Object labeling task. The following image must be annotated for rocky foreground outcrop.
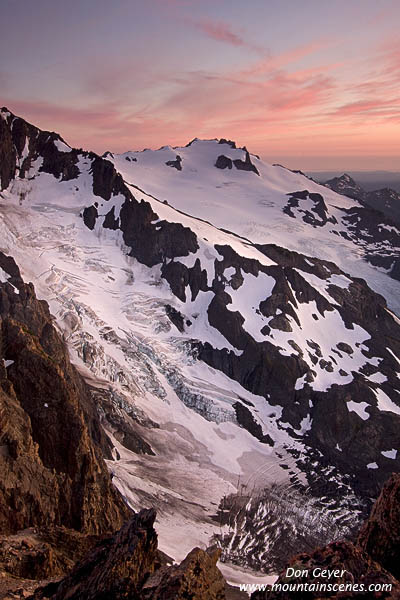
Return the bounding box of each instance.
[23,474,400,600]
[30,509,226,600]
[251,474,400,599]
[358,473,400,581]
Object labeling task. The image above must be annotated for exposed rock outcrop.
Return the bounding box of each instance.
[32,509,158,600]
[215,150,259,174]
[284,190,337,226]
[165,155,183,170]
[142,547,226,600]
[358,473,400,580]
[31,511,227,600]
[215,155,233,170]
[233,150,259,175]
[0,527,100,581]
[0,107,80,190]
[252,541,399,599]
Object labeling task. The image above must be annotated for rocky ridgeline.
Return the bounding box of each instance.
[30,509,227,600]
[0,252,130,536]
[324,173,400,228]
[0,108,81,190]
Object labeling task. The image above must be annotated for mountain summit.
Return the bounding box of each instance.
[0,108,399,576]
[324,172,400,227]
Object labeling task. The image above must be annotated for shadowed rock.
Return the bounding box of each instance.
[165,155,183,171]
[233,151,259,175]
[215,155,233,169]
[31,515,228,600]
[0,252,131,537]
[32,509,158,600]
[142,547,226,600]
[358,473,400,580]
[252,541,400,599]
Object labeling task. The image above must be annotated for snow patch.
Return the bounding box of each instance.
[381,449,397,459]
[372,387,400,416]
[347,400,370,421]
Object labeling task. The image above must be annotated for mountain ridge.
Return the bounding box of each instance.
[0,107,399,576]
[323,173,400,227]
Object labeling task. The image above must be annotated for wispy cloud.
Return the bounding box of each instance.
[331,38,400,124]
[242,39,336,76]
[4,25,399,167]
[332,97,400,118]
[189,18,246,47]
[186,17,267,55]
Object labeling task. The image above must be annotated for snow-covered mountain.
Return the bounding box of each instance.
[323,173,367,202]
[108,140,400,314]
[1,108,399,575]
[324,173,400,229]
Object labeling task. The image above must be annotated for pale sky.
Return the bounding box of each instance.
[1,0,399,169]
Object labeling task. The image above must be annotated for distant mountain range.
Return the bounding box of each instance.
[317,173,400,227]
[308,170,400,193]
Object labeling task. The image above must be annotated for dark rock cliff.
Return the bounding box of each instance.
[358,473,400,580]
[0,251,131,536]
[0,107,81,190]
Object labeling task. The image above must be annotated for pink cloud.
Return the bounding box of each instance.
[2,99,121,128]
[185,17,267,55]
[5,29,399,166]
[189,18,246,46]
[332,98,400,117]
[242,38,335,77]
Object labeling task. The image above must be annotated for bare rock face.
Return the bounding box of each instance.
[0,532,65,581]
[0,527,100,582]
[358,474,400,580]
[31,513,227,600]
[32,509,158,600]
[165,154,183,171]
[0,107,80,191]
[0,251,131,537]
[142,547,226,600]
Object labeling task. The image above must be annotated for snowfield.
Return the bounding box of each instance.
[0,181,297,566]
[111,139,400,315]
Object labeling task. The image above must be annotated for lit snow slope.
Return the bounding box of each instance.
[1,110,400,570]
[111,139,400,316]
